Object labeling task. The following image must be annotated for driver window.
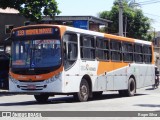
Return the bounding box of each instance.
[63,33,78,70]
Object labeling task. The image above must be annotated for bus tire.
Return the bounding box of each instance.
[34,94,49,103]
[74,79,89,102]
[125,77,136,97]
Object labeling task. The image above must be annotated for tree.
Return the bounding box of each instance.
[99,0,153,41]
[0,0,61,22]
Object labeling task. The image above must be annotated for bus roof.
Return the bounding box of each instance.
[12,24,152,45]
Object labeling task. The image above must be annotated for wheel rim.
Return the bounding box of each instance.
[80,84,88,100]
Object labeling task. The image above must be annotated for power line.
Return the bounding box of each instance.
[138,0,160,4]
[144,13,160,18]
[139,0,160,5]
[137,0,160,4]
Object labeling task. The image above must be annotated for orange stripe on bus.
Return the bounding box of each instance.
[97,61,129,75]
[60,26,66,38]
[104,34,134,43]
[9,66,63,81]
[151,43,155,64]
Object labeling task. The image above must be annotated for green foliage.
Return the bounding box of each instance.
[99,0,153,41]
[0,0,61,22]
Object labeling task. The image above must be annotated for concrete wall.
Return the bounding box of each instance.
[0,13,26,45]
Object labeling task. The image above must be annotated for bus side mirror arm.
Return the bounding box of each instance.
[5,37,11,41]
[63,42,68,60]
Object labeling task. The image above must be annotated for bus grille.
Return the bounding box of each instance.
[17,85,46,90]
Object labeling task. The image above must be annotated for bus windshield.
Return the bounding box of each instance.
[11,39,61,69]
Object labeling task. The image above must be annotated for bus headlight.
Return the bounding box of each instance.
[45,73,61,84]
[45,77,56,84]
[9,76,18,84]
[55,73,60,78]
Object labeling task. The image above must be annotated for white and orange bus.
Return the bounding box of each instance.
[9,24,155,102]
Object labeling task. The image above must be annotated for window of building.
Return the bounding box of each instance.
[96,38,109,61]
[80,35,95,60]
[110,40,122,61]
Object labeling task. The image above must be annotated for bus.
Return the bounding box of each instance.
[9,24,155,102]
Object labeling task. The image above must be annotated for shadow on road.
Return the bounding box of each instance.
[145,87,159,90]
[0,93,147,106]
[0,100,37,106]
[134,104,160,108]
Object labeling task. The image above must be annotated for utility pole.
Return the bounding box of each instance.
[119,0,123,36]
[124,17,127,37]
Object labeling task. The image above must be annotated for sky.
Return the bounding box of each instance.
[56,0,160,31]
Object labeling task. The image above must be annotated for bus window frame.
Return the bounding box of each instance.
[122,41,134,63]
[110,39,122,62]
[143,44,152,64]
[134,43,143,63]
[80,34,96,61]
[96,37,110,61]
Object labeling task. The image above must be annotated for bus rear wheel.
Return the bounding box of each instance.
[34,94,49,103]
[74,79,89,102]
[127,77,136,96]
[119,77,136,97]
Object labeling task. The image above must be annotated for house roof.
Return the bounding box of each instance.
[0,7,19,14]
[42,15,112,25]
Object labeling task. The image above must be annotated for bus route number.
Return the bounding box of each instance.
[17,30,25,36]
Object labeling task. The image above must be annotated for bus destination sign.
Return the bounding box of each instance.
[16,28,53,36]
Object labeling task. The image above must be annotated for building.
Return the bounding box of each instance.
[0,8,27,46]
[153,32,160,69]
[42,16,112,32]
[0,8,112,46]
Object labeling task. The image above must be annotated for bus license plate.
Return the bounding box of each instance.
[27,85,36,89]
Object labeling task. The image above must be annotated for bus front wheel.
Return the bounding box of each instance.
[34,94,49,103]
[74,79,89,102]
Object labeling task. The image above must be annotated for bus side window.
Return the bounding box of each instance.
[134,44,143,63]
[110,40,122,61]
[80,35,95,60]
[143,45,152,63]
[122,42,133,62]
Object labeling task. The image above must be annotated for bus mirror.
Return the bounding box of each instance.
[5,25,14,34]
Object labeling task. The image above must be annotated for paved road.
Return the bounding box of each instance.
[0,86,160,120]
